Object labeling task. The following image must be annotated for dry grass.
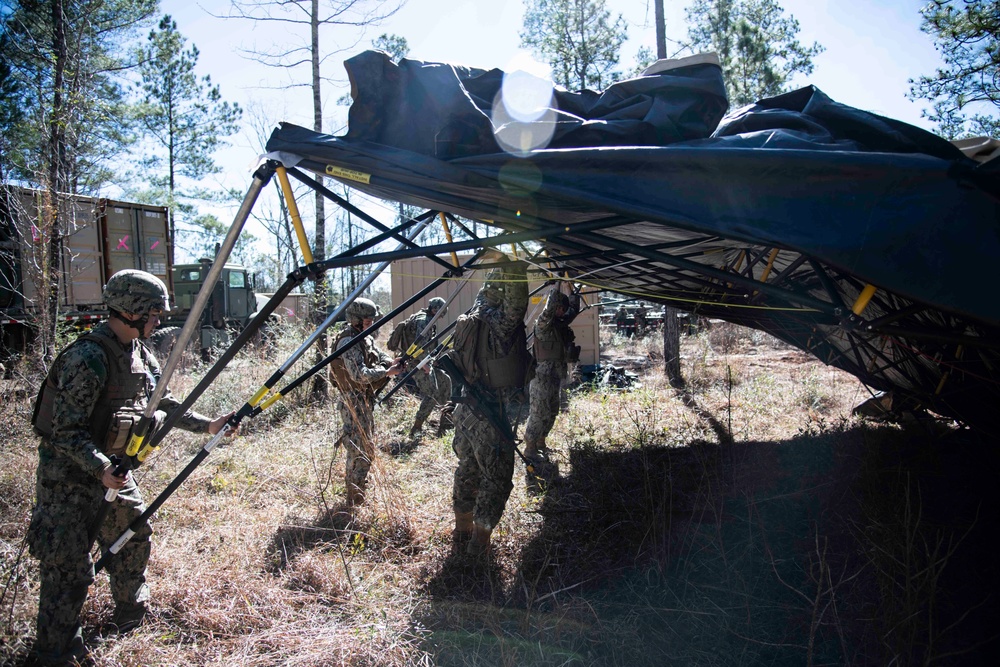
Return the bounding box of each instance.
[2,321,998,665]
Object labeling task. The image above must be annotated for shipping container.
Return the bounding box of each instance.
[1,186,172,357]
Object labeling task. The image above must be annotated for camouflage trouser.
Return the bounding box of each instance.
[412,365,452,425]
[27,475,151,657]
[451,396,516,530]
[338,391,375,493]
[524,361,564,446]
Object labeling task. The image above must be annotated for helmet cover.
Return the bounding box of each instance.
[103,269,170,314]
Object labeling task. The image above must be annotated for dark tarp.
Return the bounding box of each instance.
[266,50,1000,431]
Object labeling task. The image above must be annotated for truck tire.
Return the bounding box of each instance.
[149,326,190,363]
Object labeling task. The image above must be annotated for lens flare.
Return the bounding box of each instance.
[492,54,557,156]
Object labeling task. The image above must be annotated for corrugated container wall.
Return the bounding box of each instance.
[100,199,172,294]
[15,189,104,311]
[390,255,599,365]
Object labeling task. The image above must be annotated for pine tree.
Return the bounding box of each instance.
[685,0,823,106]
[908,0,999,138]
[1,0,156,359]
[520,0,628,90]
[134,15,242,263]
[225,0,404,397]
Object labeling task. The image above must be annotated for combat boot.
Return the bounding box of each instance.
[450,511,473,554]
[523,440,541,460]
[110,601,148,634]
[466,522,492,556]
[33,635,93,667]
[408,416,426,439]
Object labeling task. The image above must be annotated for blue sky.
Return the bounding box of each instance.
[170,0,945,168]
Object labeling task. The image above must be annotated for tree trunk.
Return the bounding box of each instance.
[655,0,667,59]
[43,0,69,361]
[663,306,682,386]
[310,0,329,397]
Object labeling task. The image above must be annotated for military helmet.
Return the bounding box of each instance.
[551,291,570,311]
[346,297,379,323]
[428,297,446,313]
[103,269,170,314]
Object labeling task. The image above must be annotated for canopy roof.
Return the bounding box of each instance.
[265,50,1000,431]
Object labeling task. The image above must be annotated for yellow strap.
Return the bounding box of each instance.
[276,166,314,264]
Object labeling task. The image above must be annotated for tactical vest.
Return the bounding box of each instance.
[328,326,386,393]
[464,315,529,389]
[533,323,569,363]
[32,328,149,458]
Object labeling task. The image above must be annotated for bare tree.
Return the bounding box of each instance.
[222,0,404,395]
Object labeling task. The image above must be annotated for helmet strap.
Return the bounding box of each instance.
[111,309,151,339]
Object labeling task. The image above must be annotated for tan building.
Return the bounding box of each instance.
[390,254,599,365]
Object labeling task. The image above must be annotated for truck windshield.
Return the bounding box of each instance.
[177,269,201,282]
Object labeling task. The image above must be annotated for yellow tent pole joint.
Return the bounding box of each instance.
[125,434,144,458]
[136,444,158,462]
[259,392,283,411]
[439,213,460,267]
[733,250,746,273]
[852,284,878,316]
[759,248,780,283]
[935,372,950,395]
[249,385,271,407]
[276,166,314,265]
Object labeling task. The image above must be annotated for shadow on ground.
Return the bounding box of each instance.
[418,422,1000,666]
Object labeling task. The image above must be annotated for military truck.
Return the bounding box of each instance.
[149,259,271,361]
[1,186,171,360]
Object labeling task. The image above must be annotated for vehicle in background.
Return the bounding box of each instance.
[149,259,274,361]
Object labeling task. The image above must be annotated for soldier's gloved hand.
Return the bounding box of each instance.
[209,411,238,436]
[101,463,130,491]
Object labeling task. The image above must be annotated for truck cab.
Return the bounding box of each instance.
[156,260,260,358]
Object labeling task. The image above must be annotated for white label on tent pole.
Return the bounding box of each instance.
[325,165,371,184]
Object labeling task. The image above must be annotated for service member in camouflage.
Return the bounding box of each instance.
[388,297,453,438]
[329,298,402,506]
[450,253,529,555]
[615,304,629,335]
[27,269,233,667]
[523,284,581,460]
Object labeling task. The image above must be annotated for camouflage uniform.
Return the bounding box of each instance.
[27,322,214,663]
[333,322,394,499]
[615,305,629,334]
[634,304,648,336]
[524,288,580,449]
[394,309,452,430]
[451,261,528,531]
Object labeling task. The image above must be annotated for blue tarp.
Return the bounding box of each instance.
[266,50,1000,429]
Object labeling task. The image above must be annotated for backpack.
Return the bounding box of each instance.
[448,313,531,389]
[386,320,408,354]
